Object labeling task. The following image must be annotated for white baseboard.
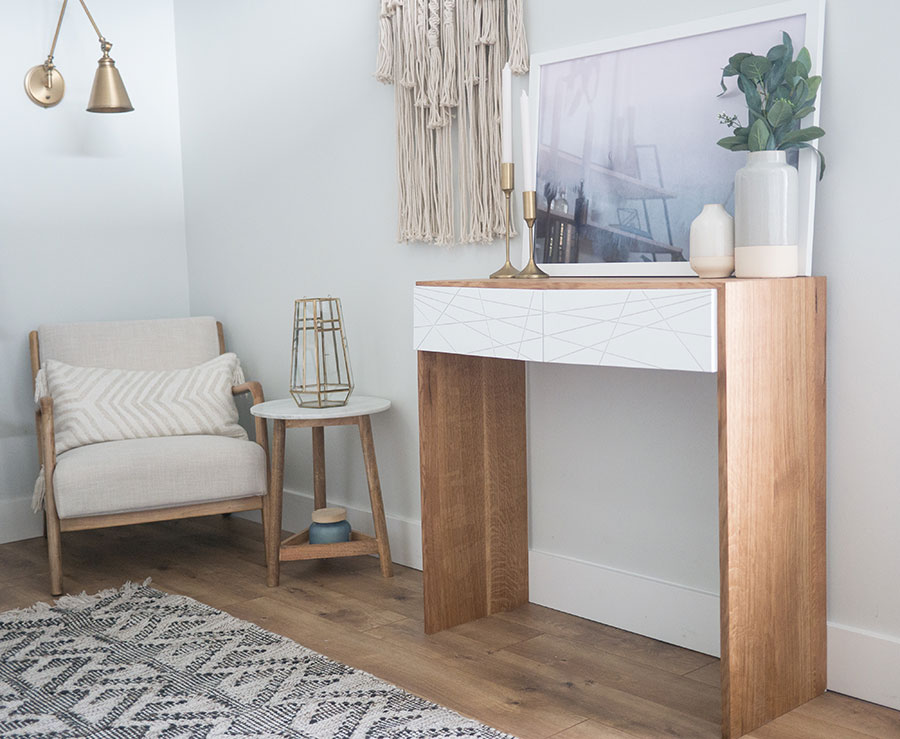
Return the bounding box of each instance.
[827,622,900,710]
[236,487,424,570]
[529,548,721,657]
[0,495,43,545]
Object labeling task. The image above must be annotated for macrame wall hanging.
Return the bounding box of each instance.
[376,0,528,244]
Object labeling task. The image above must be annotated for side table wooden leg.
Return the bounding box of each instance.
[312,426,326,510]
[358,415,393,577]
[266,419,286,587]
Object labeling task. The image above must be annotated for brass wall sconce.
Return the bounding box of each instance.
[25,0,134,113]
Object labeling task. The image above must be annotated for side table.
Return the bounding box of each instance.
[250,396,394,586]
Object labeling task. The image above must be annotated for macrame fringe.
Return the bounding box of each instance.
[378,0,527,244]
[0,578,154,620]
[506,0,528,74]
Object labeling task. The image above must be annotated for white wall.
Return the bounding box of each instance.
[0,1,191,543]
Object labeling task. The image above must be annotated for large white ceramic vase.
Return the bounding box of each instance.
[734,151,799,278]
[689,204,734,278]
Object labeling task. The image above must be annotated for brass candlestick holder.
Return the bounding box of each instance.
[490,162,518,279]
[516,190,549,278]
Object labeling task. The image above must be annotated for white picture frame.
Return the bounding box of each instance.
[522,0,825,277]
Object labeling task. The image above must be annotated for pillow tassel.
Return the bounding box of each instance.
[232,360,246,386]
[34,368,48,404]
[32,467,45,513]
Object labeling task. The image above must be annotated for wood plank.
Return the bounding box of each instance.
[417,277,739,290]
[483,354,528,615]
[718,278,827,738]
[418,351,527,634]
[506,633,721,722]
[790,692,900,739]
[312,426,326,509]
[357,415,394,577]
[280,532,379,561]
[59,496,264,532]
[496,603,717,677]
[549,719,642,738]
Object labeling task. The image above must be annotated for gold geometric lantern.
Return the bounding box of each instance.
[290,298,353,408]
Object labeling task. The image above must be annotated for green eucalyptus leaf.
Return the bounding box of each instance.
[732,143,749,151]
[766,44,786,63]
[729,52,752,70]
[740,55,771,81]
[775,83,792,100]
[795,142,826,180]
[717,136,748,148]
[779,126,825,146]
[767,99,793,128]
[785,60,804,83]
[797,47,812,75]
[748,118,769,151]
[767,61,786,93]
[733,127,750,137]
[793,105,815,120]
[782,32,794,63]
[766,133,776,149]
[806,76,822,101]
[741,75,763,113]
[791,79,809,107]
[722,64,739,76]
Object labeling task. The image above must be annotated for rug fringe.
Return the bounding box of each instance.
[0,578,153,620]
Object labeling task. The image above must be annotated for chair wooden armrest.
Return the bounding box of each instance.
[232,381,269,483]
[36,396,57,480]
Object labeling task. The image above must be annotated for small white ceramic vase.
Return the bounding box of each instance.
[689,204,734,278]
[734,151,799,278]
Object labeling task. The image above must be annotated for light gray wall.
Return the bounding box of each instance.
[0,1,191,541]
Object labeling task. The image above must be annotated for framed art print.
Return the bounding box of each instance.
[523,0,825,276]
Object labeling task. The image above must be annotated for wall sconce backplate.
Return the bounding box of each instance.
[25,65,65,108]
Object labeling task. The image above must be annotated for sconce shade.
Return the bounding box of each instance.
[87,56,133,113]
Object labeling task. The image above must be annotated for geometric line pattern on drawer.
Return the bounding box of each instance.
[414,286,717,372]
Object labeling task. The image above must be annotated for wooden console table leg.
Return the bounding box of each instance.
[312,426,326,510]
[418,351,528,634]
[266,419,285,587]
[358,415,393,578]
[718,278,826,738]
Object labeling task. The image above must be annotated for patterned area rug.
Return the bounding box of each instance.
[0,582,514,738]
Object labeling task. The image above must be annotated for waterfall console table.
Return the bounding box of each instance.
[414,277,825,739]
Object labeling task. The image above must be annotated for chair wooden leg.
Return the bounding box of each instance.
[357,415,393,578]
[265,419,286,587]
[312,426,326,510]
[46,510,63,596]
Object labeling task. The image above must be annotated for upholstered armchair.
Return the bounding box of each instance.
[30,317,275,595]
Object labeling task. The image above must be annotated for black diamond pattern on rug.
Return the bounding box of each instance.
[0,583,515,738]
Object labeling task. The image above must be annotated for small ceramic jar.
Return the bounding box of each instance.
[309,507,352,544]
[689,203,735,278]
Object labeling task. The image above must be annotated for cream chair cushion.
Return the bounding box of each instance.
[53,436,267,519]
[38,317,221,370]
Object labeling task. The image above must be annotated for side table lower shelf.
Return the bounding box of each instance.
[280,530,380,562]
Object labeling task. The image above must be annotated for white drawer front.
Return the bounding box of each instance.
[414,286,717,372]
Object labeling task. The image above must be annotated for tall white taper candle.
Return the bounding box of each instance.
[519,90,534,189]
[501,62,512,163]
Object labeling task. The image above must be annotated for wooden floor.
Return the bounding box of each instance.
[1,516,897,739]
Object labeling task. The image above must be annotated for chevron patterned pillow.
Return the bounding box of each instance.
[41,353,249,456]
